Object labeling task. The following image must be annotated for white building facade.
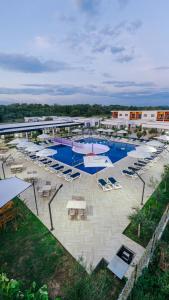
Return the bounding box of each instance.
[101,110,169,131]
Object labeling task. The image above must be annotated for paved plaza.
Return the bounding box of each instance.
[1,143,168,276]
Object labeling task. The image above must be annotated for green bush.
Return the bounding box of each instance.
[0,273,49,300]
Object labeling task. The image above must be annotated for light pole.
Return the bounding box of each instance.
[32,180,39,216]
[1,154,11,179]
[134,171,145,206]
[48,184,63,231]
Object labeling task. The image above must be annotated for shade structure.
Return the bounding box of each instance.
[72,143,110,155]
[37,133,51,140]
[127,150,151,159]
[118,130,128,134]
[156,135,169,142]
[36,148,57,157]
[16,141,34,149]
[136,145,157,153]
[0,177,31,208]
[25,144,44,152]
[146,140,164,147]
[84,155,113,167]
[8,138,28,145]
[104,129,114,133]
[72,128,82,133]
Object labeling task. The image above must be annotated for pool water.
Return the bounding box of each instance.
[49,137,136,175]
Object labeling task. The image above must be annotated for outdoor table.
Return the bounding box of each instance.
[38,185,52,197]
[10,164,23,173]
[66,200,86,210]
[25,173,38,182]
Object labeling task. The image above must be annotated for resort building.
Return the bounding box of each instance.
[101,110,169,132]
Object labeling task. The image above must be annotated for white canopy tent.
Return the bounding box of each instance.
[36,148,57,157]
[37,133,52,140]
[0,177,31,208]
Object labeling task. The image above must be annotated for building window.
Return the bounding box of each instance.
[119,114,122,116]
[125,114,128,116]
[143,114,147,117]
[151,114,155,117]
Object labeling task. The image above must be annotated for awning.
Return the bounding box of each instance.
[0,177,31,208]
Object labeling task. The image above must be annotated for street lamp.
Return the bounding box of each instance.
[48,184,63,231]
[1,154,11,179]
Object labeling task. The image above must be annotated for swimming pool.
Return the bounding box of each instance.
[49,137,136,175]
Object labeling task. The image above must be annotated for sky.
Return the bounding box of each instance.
[0,0,169,106]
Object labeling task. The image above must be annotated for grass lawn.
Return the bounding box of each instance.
[0,198,124,300]
[128,222,169,300]
[124,170,169,247]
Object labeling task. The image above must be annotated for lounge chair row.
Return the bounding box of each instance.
[122,149,164,178]
[27,154,81,182]
[98,177,122,191]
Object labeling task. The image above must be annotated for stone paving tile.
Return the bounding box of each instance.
[1,146,168,275]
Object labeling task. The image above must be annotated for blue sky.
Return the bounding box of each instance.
[0,0,169,106]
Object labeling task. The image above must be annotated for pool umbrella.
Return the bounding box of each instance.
[127,150,151,159]
[127,150,151,206]
[37,133,52,140]
[146,140,163,147]
[136,145,157,153]
[155,135,169,142]
[118,130,128,134]
[72,128,82,133]
[16,141,34,149]
[8,138,28,145]
[36,148,57,157]
[25,144,44,152]
[105,129,114,133]
[97,128,104,132]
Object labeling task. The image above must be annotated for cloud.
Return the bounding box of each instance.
[110,46,125,54]
[154,66,169,71]
[1,84,169,106]
[75,0,99,14]
[127,20,142,33]
[102,72,112,78]
[0,53,71,73]
[93,44,108,53]
[118,0,130,8]
[34,36,52,49]
[116,54,135,63]
[103,80,156,88]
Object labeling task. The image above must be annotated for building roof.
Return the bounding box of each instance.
[0,120,84,135]
[0,177,31,208]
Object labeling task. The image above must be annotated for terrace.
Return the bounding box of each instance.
[0,134,168,279]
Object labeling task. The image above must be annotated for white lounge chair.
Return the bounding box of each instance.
[97,178,112,191]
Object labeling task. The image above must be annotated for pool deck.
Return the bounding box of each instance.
[1,140,169,276]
